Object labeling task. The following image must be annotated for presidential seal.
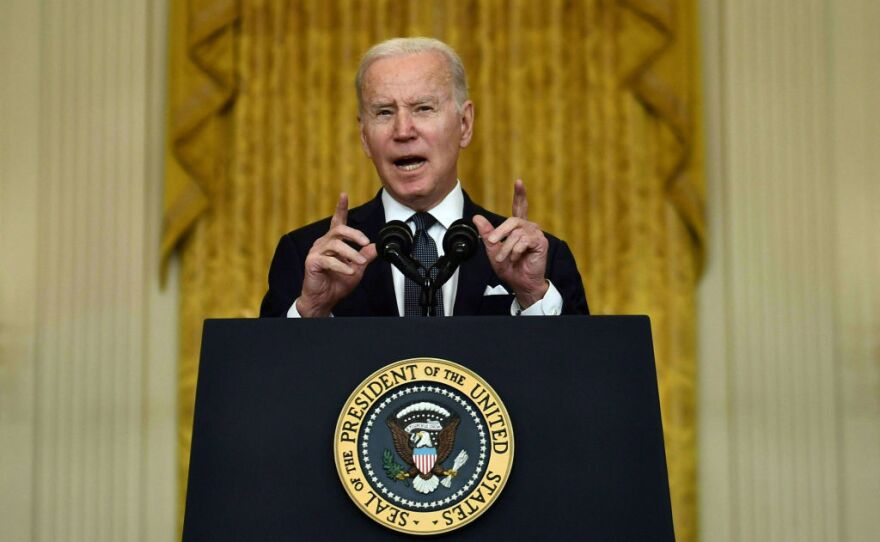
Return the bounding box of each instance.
[334,358,514,535]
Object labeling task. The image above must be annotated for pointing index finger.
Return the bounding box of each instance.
[330,193,349,228]
[512,179,528,219]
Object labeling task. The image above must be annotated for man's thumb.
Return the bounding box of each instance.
[471,215,494,238]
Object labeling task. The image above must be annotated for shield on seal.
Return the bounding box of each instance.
[413,447,437,475]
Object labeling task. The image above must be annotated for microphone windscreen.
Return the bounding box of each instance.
[378,220,413,259]
[443,218,479,261]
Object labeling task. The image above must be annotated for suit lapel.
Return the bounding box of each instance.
[348,194,398,316]
[453,194,502,315]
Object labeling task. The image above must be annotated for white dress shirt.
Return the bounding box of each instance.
[288,181,562,317]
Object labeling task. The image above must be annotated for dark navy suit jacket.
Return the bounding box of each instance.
[259,192,589,317]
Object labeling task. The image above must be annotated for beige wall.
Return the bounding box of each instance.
[699,1,879,541]
[0,1,177,541]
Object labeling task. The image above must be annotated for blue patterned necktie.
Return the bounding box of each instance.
[404,212,444,316]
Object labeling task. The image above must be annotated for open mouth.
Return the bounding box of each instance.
[393,155,427,172]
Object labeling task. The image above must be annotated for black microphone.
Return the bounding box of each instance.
[443,218,479,262]
[432,218,480,288]
[378,220,423,284]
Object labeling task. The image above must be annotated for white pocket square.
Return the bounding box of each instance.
[482,285,510,296]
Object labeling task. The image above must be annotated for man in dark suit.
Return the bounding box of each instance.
[260,37,588,318]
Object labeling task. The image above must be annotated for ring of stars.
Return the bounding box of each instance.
[360,384,489,510]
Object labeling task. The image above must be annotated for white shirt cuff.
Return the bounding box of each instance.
[511,280,563,316]
[287,298,333,318]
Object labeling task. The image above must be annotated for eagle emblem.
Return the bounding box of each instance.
[334,358,514,535]
[385,401,469,494]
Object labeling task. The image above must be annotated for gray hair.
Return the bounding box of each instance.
[355,37,469,112]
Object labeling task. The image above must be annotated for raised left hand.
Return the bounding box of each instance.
[472,179,549,309]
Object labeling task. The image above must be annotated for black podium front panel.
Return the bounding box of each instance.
[183,316,674,541]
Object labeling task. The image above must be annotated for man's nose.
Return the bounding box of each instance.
[393,111,416,140]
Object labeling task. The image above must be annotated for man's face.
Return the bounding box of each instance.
[359,51,474,211]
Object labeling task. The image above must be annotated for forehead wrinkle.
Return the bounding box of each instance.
[407,95,440,105]
[366,98,395,109]
[362,53,454,102]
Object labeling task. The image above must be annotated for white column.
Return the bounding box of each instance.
[0,0,177,541]
[699,0,880,541]
[0,0,41,539]
[829,1,880,538]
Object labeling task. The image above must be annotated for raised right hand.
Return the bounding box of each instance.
[297,193,377,317]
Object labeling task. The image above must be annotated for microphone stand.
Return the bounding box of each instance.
[386,247,436,316]
[421,258,453,317]
[421,219,480,317]
[421,276,438,317]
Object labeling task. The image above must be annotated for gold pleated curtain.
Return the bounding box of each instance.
[164,0,704,539]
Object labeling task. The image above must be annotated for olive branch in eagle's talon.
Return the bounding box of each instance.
[382,449,411,486]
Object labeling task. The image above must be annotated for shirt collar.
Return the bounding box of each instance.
[381,181,464,229]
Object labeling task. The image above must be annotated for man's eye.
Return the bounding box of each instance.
[416,105,434,113]
[376,110,393,117]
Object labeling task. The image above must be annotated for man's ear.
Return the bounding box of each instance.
[459,100,475,148]
[359,117,372,158]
